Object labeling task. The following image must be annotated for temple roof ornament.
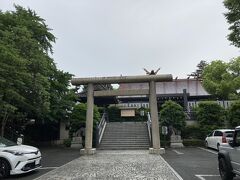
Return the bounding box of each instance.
[143,68,161,75]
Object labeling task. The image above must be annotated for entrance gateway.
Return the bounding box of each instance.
[71,74,173,155]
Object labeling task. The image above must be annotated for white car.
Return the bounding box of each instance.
[205,129,234,151]
[0,137,41,178]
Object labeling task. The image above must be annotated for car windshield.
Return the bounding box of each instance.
[224,131,234,137]
[0,137,17,147]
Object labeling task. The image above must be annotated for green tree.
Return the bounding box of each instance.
[228,101,240,128]
[46,69,77,123]
[202,58,240,99]
[0,6,55,122]
[196,101,226,130]
[202,60,234,99]
[224,0,240,48]
[0,6,76,137]
[69,103,101,135]
[229,57,240,77]
[159,100,186,131]
[188,60,208,80]
[229,57,240,97]
[0,39,29,136]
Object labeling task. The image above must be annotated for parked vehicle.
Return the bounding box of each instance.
[218,126,240,180]
[0,137,41,178]
[205,129,234,151]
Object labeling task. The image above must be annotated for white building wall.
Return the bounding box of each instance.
[119,79,210,96]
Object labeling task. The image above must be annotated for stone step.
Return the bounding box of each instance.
[106,126,147,130]
[99,146,149,149]
[105,127,147,130]
[104,129,147,131]
[102,137,149,140]
[106,125,146,127]
[102,136,149,138]
[104,131,147,134]
[104,127,148,130]
[99,145,149,149]
[99,122,149,150]
[101,140,149,143]
[104,128,147,130]
[107,122,146,124]
[106,126,147,128]
[99,144,149,147]
[105,128,147,131]
[100,143,149,146]
[103,132,148,134]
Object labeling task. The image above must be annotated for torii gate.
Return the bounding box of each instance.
[71,74,172,155]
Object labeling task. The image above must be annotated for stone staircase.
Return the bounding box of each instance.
[99,122,150,150]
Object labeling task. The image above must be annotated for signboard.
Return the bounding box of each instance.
[121,109,135,117]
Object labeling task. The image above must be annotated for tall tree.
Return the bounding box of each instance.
[47,69,77,122]
[188,60,208,80]
[0,6,76,136]
[228,57,240,95]
[202,60,234,99]
[0,45,27,136]
[202,58,240,99]
[224,0,240,48]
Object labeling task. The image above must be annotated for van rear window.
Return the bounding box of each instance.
[225,131,234,137]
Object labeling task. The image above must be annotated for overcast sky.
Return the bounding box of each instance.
[1,0,239,79]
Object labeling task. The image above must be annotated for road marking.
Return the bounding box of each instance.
[34,158,80,180]
[172,150,184,155]
[159,156,184,180]
[39,167,58,170]
[195,174,220,180]
[232,161,240,166]
[198,147,218,155]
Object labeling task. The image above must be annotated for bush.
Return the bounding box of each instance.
[196,101,226,129]
[160,100,186,132]
[183,139,205,147]
[228,101,240,128]
[182,125,210,140]
[63,138,71,147]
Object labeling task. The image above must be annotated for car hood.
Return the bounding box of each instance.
[1,145,39,153]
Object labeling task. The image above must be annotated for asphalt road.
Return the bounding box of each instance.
[162,147,240,180]
[7,146,80,180]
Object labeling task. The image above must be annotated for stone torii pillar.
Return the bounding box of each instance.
[71,74,172,155]
[83,83,95,155]
[149,80,164,154]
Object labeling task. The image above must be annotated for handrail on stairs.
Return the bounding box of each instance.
[96,113,107,147]
[147,112,152,147]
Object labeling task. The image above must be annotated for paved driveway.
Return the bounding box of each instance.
[162,147,240,180]
[7,147,240,180]
[8,147,80,180]
[34,150,182,180]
